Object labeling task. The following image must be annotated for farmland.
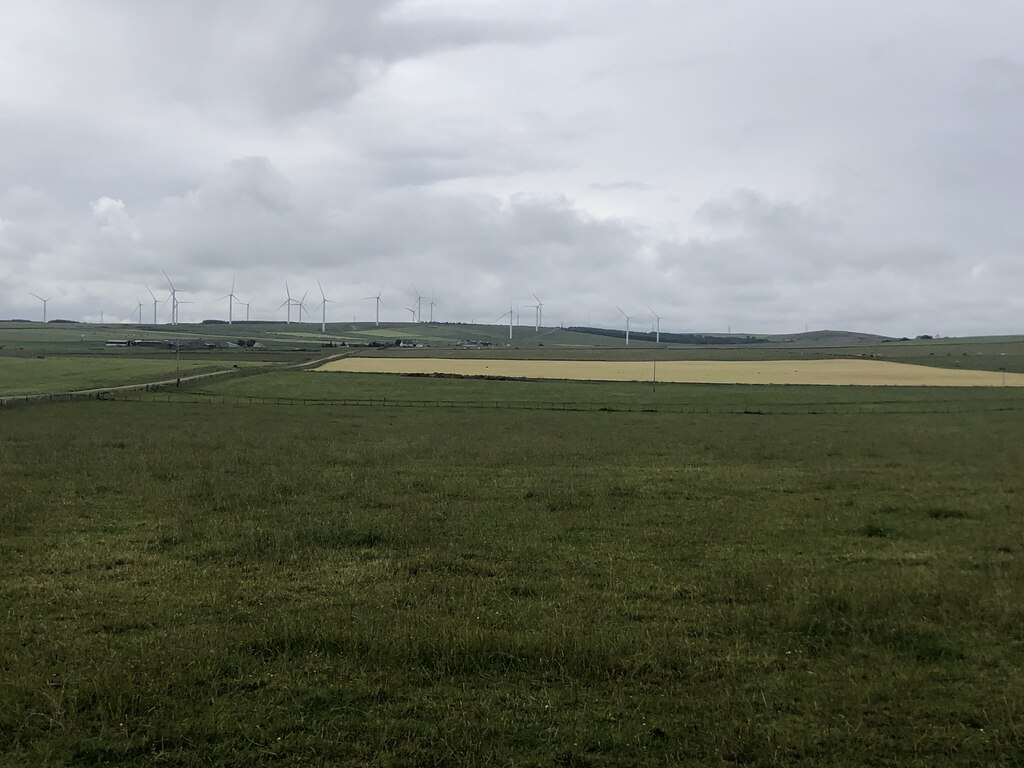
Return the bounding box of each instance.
[0,356,261,397]
[2,325,1023,765]
[314,356,1024,387]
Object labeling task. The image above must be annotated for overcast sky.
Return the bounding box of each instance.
[1,0,1022,335]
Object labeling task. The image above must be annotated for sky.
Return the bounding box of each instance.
[1,0,1022,335]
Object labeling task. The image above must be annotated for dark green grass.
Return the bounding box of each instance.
[189,369,1024,413]
[2,399,1023,766]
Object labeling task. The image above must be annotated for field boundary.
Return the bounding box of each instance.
[11,388,1023,415]
[0,350,359,410]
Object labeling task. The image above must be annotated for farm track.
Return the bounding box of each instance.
[0,350,358,408]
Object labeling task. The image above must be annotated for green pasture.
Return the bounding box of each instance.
[187,369,1024,414]
[1,395,1022,766]
[0,356,258,396]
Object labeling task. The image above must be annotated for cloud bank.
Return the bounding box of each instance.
[1,0,1022,334]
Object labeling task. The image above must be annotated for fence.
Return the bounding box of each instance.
[5,387,1022,416]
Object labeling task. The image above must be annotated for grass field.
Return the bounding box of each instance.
[0,356,260,396]
[187,369,1024,414]
[2,391,1023,766]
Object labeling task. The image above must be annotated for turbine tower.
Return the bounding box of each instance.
[616,305,632,346]
[362,289,383,326]
[238,300,251,322]
[497,304,513,340]
[174,299,194,323]
[162,270,180,325]
[221,276,239,325]
[649,307,662,344]
[429,292,439,323]
[532,293,544,331]
[134,299,143,325]
[411,285,424,323]
[30,293,49,323]
[297,290,309,323]
[316,280,333,333]
[145,285,165,324]
[405,305,416,322]
[278,282,295,324]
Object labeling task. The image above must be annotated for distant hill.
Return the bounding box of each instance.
[568,327,765,345]
[761,330,895,346]
[568,327,893,347]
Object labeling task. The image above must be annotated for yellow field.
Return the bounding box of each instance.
[314,357,1024,387]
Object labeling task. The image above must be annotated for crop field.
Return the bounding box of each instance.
[316,356,1024,387]
[2,382,1023,766]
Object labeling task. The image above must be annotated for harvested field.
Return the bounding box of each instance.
[315,357,1024,386]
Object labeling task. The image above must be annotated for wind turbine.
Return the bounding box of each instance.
[405,305,417,322]
[297,290,309,323]
[145,285,165,324]
[221,276,239,325]
[429,292,439,323]
[649,307,662,343]
[316,281,333,333]
[411,285,424,323]
[134,299,143,325]
[29,293,49,323]
[162,270,179,325]
[532,293,544,331]
[238,300,251,322]
[497,304,513,340]
[616,306,632,346]
[174,299,194,324]
[278,282,295,323]
[362,289,383,326]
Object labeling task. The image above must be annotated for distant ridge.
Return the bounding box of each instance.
[567,327,762,345]
[568,327,893,346]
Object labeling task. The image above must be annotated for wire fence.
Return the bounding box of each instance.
[5,387,1022,416]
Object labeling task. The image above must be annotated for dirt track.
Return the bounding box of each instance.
[315,357,1024,387]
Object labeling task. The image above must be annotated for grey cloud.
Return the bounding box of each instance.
[590,181,655,192]
[3,2,1024,334]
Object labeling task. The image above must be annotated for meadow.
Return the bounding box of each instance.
[190,369,1024,415]
[2,381,1023,766]
[0,356,260,397]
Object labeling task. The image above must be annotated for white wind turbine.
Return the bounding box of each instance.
[145,285,165,324]
[429,292,439,323]
[616,305,632,346]
[162,270,180,325]
[315,280,333,333]
[278,282,297,324]
[405,305,417,322]
[221,276,239,325]
[649,307,662,343]
[532,293,544,331]
[362,289,383,326]
[296,290,309,323]
[237,300,251,322]
[133,299,143,325]
[411,285,424,322]
[497,304,514,340]
[29,293,49,323]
